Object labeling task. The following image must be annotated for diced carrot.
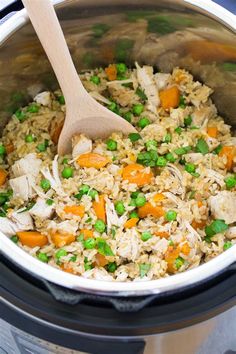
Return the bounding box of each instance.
[165,246,181,273]
[17,231,48,248]
[124,218,139,229]
[159,86,180,110]
[95,253,108,267]
[51,121,64,144]
[77,153,110,169]
[138,202,165,218]
[61,264,75,274]
[64,205,85,217]
[93,194,106,222]
[183,40,236,63]
[152,193,165,203]
[5,143,14,154]
[0,168,7,186]
[181,242,191,256]
[105,64,117,81]
[191,219,207,230]
[51,233,75,247]
[219,146,235,171]
[154,231,169,238]
[207,127,218,138]
[122,164,153,187]
[80,229,94,240]
[197,201,203,208]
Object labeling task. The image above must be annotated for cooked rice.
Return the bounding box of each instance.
[0,64,235,281]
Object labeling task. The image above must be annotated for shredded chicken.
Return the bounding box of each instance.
[47,220,78,235]
[11,153,42,178]
[154,73,171,90]
[30,198,54,220]
[166,163,185,197]
[72,135,92,159]
[34,91,52,106]
[116,229,140,261]
[10,208,34,230]
[208,191,236,224]
[135,62,160,113]
[0,217,21,237]
[9,175,35,201]
[226,227,236,240]
[105,197,127,230]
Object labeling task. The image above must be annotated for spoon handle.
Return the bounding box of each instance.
[22,0,85,104]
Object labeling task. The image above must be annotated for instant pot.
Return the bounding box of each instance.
[0,1,236,353]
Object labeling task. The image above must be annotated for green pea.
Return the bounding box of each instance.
[57,95,65,105]
[165,210,177,221]
[70,255,77,262]
[106,139,117,151]
[37,143,47,152]
[15,109,26,122]
[175,256,185,269]
[129,211,139,219]
[223,241,232,251]
[55,249,67,260]
[185,163,196,174]
[116,63,127,74]
[132,104,144,116]
[145,140,157,151]
[0,144,6,155]
[156,156,167,167]
[40,179,51,191]
[25,134,34,143]
[94,219,106,233]
[175,127,182,135]
[131,191,140,199]
[107,262,117,273]
[84,238,96,249]
[115,201,125,215]
[225,176,236,189]
[62,158,68,164]
[123,111,132,123]
[184,115,192,126]
[11,235,19,243]
[135,194,146,207]
[108,102,117,112]
[80,184,90,194]
[90,75,100,85]
[166,152,176,163]
[46,199,54,205]
[141,231,152,241]
[61,167,74,179]
[164,133,172,143]
[37,252,49,263]
[138,117,150,129]
[88,189,98,200]
[128,133,141,142]
[27,104,39,113]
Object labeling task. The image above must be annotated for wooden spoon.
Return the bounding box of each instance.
[22,0,136,155]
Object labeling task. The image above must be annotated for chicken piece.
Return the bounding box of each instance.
[34,91,51,106]
[135,62,160,113]
[105,197,127,230]
[208,191,236,224]
[12,154,42,178]
[47,220,78,235]
[154,73,171,90]
[30,198,54,220]
[10,208,34,230]
[72,135,92,159]
[116,229,140,262]
[9,175,35,201]
[0,217,21,236]
[192,106,216,127]
[226,227,236,240]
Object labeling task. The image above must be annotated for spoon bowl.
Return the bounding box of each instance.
[22,0,136,156]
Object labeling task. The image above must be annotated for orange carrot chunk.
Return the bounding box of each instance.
[124,218,139,229]
[159,86,180,110]
[0,168,7,186]
[191,219,207,230]
[164,246,181,274]
[181,242,191,256]
[154,231,169,238]
[51,233,75,247]
[207,127,218,138]
[64,205,85,217]
[152,193,165,203]
[219,146,235,171]
[138,202,165,218]
[95,253,108,267]
[93,194,106,222]
[80,229,94,240]
[77,153,110,169]
[17,231,48,247]
[122,164,153,187]
[61,264,75,274]
[105,64,117,81]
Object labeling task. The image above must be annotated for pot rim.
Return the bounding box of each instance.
[0,0,236,296]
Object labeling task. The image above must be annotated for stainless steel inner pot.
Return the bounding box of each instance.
[0,0,236,296]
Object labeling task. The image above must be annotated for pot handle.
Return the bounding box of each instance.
[43,280,157,312]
